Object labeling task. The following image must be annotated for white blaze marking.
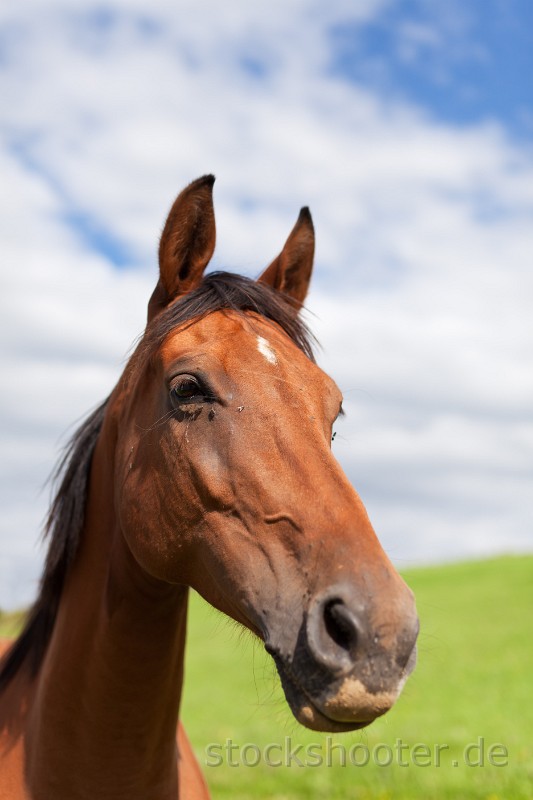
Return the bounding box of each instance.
[257,335,277,365]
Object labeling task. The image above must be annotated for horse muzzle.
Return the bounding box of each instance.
[265,583,419,732]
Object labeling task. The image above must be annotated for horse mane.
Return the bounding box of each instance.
[0,400,108,692]
[0,271,315,691]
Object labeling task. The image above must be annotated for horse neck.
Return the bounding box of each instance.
[26,416,189,800]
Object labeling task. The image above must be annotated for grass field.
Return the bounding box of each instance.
[180,556,533,800]
[2,556,532,799]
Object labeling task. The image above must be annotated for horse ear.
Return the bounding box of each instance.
[258,207,314,306]
[147,175,216,322]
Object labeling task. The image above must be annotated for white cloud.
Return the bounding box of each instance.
[0,0,532,607]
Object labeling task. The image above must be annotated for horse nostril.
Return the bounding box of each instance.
[323,599,359,652]
[306,589,366,673]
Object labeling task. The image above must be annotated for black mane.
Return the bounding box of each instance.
[0,272,315,690]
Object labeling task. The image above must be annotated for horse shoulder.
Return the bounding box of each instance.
[0,641,31,800]
[0,639,13,658]
[177,722,210,800]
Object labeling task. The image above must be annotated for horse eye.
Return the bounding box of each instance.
[170,375,202,402]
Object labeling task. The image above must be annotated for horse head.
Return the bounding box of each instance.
[112,175,418,733]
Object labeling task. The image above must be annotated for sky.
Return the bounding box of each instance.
[0,0,532,609]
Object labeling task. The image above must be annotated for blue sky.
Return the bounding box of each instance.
[330,0,533,138]
[14,0,531,268]
[0,0,532,607]
[2,1,531,266]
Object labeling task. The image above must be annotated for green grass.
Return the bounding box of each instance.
[0,608,25,640]
[2,556,532,798]
[180,556,533,799]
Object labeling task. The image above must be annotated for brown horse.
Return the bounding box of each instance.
[0,176,418,799]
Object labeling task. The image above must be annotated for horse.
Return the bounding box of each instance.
[0,175,418,799]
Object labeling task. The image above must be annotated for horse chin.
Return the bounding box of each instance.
[272,657,381,734]
[292,699,371,734]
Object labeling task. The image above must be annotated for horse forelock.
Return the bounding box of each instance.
[135,271,316,377]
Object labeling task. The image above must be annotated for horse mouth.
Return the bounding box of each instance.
[269,653,377,733]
